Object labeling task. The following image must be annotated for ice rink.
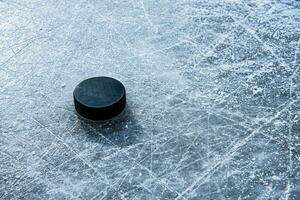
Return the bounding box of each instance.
[1,0,300,199]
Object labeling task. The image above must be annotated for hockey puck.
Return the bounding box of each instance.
[73,77,126,120]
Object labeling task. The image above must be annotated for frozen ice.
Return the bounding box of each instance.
[0,0,300,199]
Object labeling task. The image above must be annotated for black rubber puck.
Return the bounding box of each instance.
[73,77,126,120]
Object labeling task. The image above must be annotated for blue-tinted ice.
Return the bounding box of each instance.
[0,0,300,199]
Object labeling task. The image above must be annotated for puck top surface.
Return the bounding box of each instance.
[73,77,126,120]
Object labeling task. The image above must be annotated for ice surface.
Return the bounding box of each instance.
[0,0,300,199]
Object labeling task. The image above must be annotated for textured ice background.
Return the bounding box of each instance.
[0,0,300,199]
